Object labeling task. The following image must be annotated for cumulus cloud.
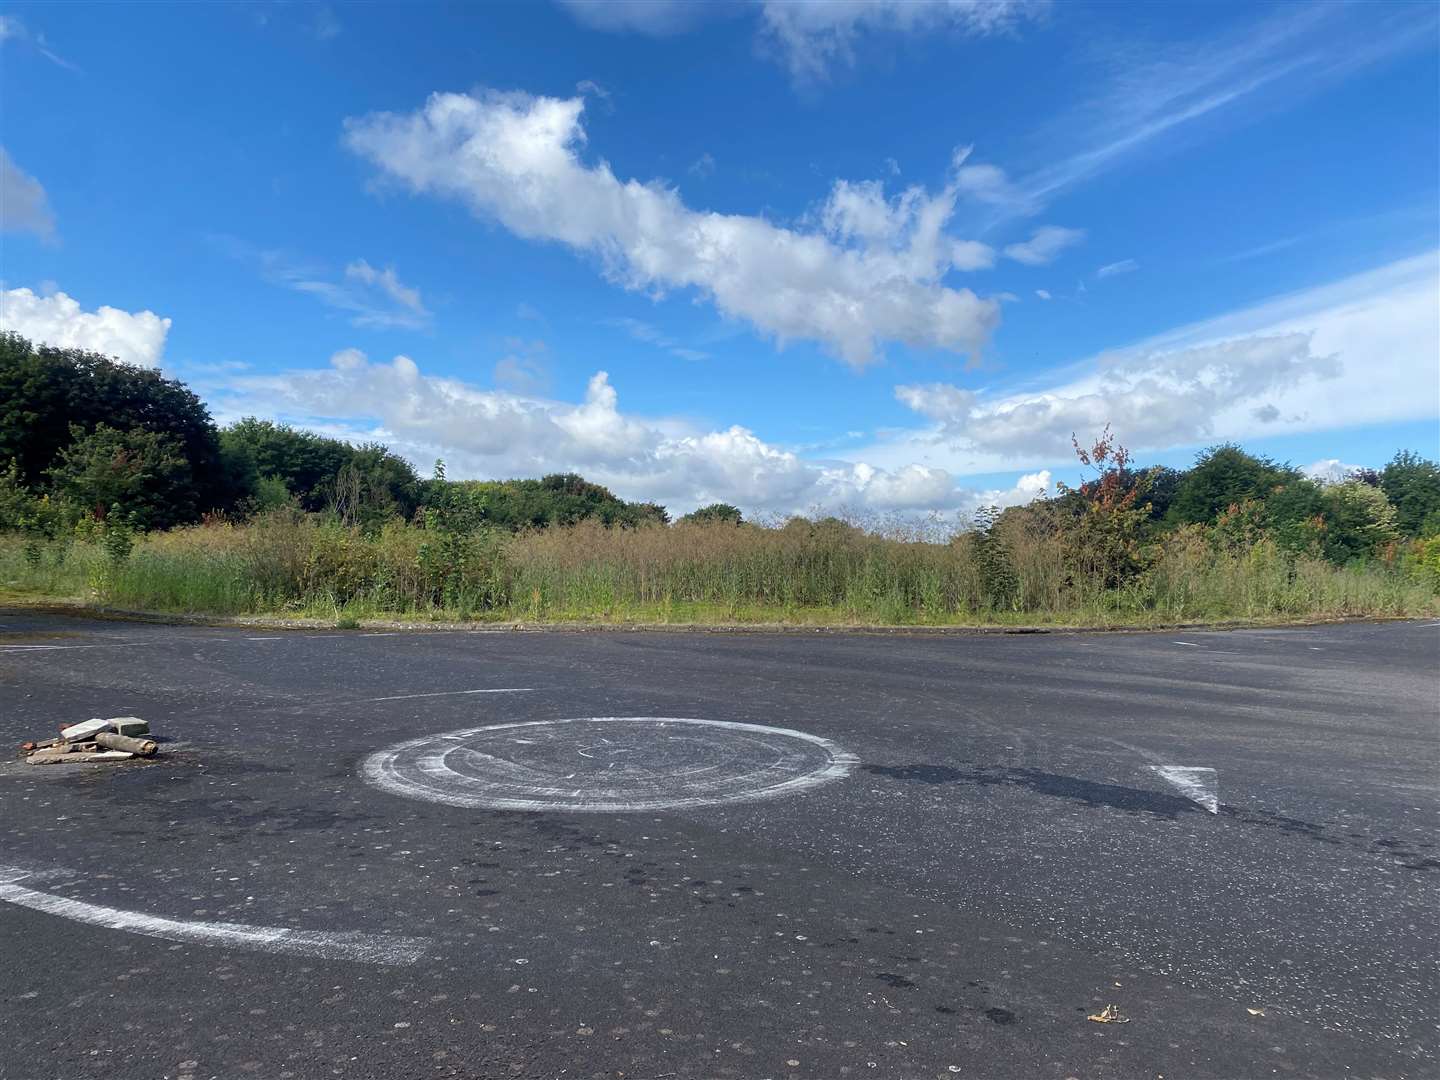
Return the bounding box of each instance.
[215,348,1043,517]
[343,90,1000,367]
[1034,288,1052,300]
[895,333,1342,457]
[1002,225,1085,266]
[0,148,56,239]
[1301,458,1362,485]
[0,287,171,367]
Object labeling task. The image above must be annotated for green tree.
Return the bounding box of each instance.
[1379,451,1440,537]
[679,503,744,526]
[1167,444,1297,525]
[47,423,196,529]
[1317,480,1399,564]
[437,473,666,531]
[220,418,354,511]
[0,332,227,513]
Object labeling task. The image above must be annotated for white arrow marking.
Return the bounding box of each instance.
[1148,766,1219,813]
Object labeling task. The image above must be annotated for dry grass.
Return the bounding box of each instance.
[1,511,1435,626]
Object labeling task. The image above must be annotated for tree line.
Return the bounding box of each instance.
[2,331,1438,570]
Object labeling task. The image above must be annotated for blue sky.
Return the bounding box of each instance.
[2,0,1437,516]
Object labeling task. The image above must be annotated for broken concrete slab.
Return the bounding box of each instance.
[26,749,134,765]
[107,717,149,738]
[58,718,112,742]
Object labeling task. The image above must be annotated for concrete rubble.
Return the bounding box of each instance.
[18,716,161,766]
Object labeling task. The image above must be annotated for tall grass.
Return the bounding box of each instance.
[1,512,1435,626]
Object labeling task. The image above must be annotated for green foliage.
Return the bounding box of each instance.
[221,419,420,520]
[249,474,295,514]
[971,505,1019,610]
[0,461,63,537]
[1168,444,1297,526]
[1403,535,1440,590]
[47,424,196,530]
[3,509,1433,627]
[0,332,226,513]
[1380,450,1440,537]
[433,471,668,531]
[1316,480,1399,564]
[680,503,744,526]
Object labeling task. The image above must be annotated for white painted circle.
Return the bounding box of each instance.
[361,717,856,812]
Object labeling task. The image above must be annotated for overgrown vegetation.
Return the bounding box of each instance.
[2,331,1437,627]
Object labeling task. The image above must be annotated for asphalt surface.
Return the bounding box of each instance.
[1,613,1436,1080]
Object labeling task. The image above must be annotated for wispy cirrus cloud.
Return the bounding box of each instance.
[606,317,711,363]
[212,236,431,330]
[0,13,79,71]
[1096,258,1138,278]
[555,1,1046,85]
[1002,225,1084,266]
[961,3,1438,224]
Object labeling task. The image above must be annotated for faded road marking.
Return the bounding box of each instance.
[363,717,857,813]
[1148,765,1219,814]
[0,867,429,965]
[0,642,157,653]
[356,688,534,703]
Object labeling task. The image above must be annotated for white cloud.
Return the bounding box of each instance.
[1009,5,1435,213]
[343,90,1001,367]
[1097,258,1139,278]
[215,347,1045,518]
[894,382,977,424]
[555,0,1042,82]
[492,338,552,395]
[0,14,78,70]
[1302,459,1361,485]
[607,317,710,362]
[1003,225,1085,266]
[312,6,341,41]
[343,259,428,316]
[556,0,716,35]
[1034,289,1052,300]
[897,333,1342,457]
[213,237,431,330]
[863,251,1438,474]
[757,0,1045,83]
[0,148,55,240]
[0,287,171,368]
[688,152,716,178]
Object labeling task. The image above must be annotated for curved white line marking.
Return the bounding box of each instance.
[358,687,533,703]
[362,717,857,813]
[0,868,429,965]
